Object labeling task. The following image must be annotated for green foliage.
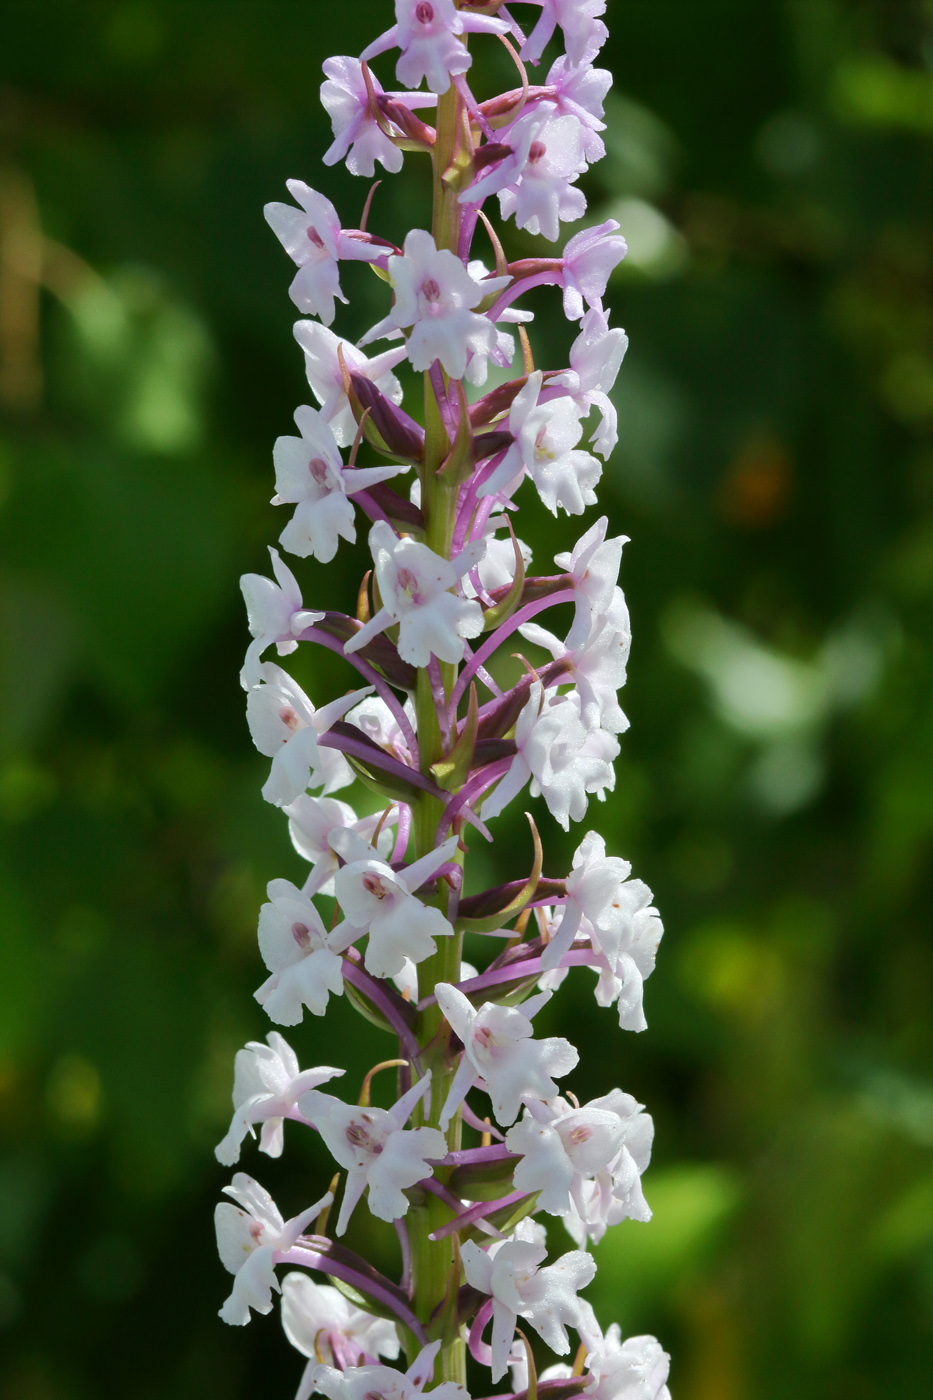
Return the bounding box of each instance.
[0,2,930,1398]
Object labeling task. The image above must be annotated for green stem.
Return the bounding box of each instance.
[406,79,470,1387]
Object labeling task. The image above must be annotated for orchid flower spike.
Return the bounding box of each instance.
[221,3,672,1389]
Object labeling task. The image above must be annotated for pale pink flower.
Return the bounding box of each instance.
[215,1174,332,1326]
[554,515,627,648]
[479,371,602,515]
[482,682,618,831]
[245,662,370,806]
[293,321,407,447]
[360,229,509,380]
[329,830,460,979]
[284,794,394,897]
[214,1033,342,1166]
[321,56,436,178]
[560,221,628,321]
[253,879,346,1025]
[435,982,578,1128]
[584,1325,672,1400]
[553,308,629,458]
[281,1273,400,1400]
[239,548,323,689]
[506,1090,652,1226]
[497,112,589,243]
[299,1074,446,1233]
[461,1218,598,1380]
[264,181,388,324]
[520,0,609,68]
[362,2,509,97]
[520,602,631,742]
[272,403,407,563]
[345,521,485,667]
[544,55,613,160]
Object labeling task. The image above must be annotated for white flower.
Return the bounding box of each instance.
[396,0,483,94]
[590,884,664,1034]
[214,1032,343,1166]
[463,260,534,386]
[520,602,631,743]
[314,1341,467,1400]
[299,1074,446,1234]
[246,663,371,806]
[362,2,508,98]
[560,222,628,323]
[545,830,662,1031]
[559,1090,654,1244]
[505,1091,649,1221]
[524,832,662,1029]
[321,56,436,178]
[345,521,485,668]
[479,372,602,516]
[239,548,323,689]
[537,830,634,970]
[482,683,618,832]
[544,55,613,161]
[554,516,627,649]
[294,321,407,447]
[273,404,407,563]
[284,795,394,897]
[435,983,578,1128]
[330,830,460,979]
[253,879,346,1025]
[346,694,415,764]
[584,1326,672,1400]
[215,1173,332,1326]
[264,181,386,324]
[281,1273,400,1400]
[498,113,589,243]
[360,229,509,380]
[461,1218,598,1381]
[553,309,628,459]
[520,0,609,68]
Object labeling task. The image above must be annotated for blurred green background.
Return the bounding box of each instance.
[0,1,931,1397]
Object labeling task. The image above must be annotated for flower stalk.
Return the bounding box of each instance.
[215,6,672,1400]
